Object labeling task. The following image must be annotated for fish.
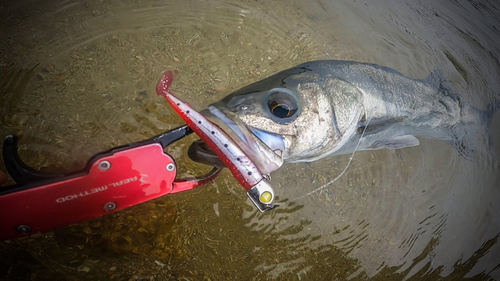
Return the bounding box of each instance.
[187,60,499,172]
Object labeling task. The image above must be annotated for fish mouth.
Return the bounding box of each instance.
[188,105,285,175]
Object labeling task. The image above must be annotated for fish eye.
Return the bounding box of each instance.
[266,90,299,119]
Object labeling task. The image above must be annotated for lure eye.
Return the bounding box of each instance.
[267,91,298,119]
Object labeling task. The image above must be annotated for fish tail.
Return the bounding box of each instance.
[423,69,498,160]
[456,99,500,160]
[482,99,500,154]
[484,99,500,127]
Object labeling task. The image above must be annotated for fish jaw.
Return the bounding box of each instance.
[156,71,276,212]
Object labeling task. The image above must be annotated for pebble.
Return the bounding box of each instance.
[154,260,166,267]
[78,265,91,273]
[42,63,55,72]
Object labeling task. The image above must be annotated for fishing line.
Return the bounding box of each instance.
[293,115,373,200]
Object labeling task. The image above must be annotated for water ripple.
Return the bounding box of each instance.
[1,0,499,280]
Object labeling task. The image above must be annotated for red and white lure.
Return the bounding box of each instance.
[156,71,276,212]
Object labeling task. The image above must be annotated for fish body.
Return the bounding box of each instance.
[191,60,495,172]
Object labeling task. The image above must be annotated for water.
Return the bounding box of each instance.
[0,0,499,280]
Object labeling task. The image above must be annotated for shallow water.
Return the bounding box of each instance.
[0,0,499,280]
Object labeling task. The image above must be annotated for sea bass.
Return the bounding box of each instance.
[188,60,497,174]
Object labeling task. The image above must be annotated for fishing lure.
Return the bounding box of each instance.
[156,71,276,212]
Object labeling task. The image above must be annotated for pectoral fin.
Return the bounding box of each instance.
[368,135,420,150]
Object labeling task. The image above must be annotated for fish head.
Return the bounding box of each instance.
[191,61,365,172]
